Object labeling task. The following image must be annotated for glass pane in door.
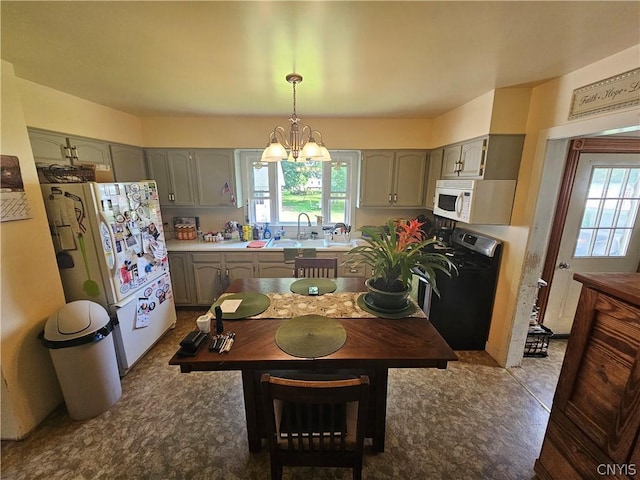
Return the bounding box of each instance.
[575,167,639,257]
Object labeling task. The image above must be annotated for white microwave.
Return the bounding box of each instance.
[433,179,516,224]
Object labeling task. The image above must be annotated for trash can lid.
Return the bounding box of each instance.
[44,300,111,342]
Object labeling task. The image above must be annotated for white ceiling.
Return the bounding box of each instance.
[2,1,639,119]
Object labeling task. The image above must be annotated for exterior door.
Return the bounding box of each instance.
[543,151,640,334]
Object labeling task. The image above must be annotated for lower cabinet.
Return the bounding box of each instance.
[534,273,640,480]
[191,253,223,306]
[223,253,255,284]
[257,252,295,278]
[169,250,369,306]
[168,253,193,305]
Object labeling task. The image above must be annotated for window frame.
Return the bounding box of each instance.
[238,149,360,227]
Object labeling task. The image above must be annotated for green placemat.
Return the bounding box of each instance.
[210,292,270,320]
[275,314,347,358]
[290,278,337,295]
[356,293,417,319]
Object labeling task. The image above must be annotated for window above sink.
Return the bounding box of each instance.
[238,150,359,228]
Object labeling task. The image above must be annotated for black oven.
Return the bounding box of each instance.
[415,228,502,350]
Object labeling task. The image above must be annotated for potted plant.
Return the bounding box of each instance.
[345,219,456,312]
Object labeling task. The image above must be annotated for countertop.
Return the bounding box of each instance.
[573,272,640,307]
[166,238,363,252]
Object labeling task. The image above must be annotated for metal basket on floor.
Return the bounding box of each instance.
[524,324,553,357]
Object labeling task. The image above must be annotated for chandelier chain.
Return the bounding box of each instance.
[291,79,297,119]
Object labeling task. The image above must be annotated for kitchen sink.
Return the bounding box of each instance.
[266,239,302,248]
[266,238,358,249]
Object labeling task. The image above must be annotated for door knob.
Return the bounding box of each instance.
[558,262,570,269]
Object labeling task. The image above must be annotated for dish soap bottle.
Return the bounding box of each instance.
[263,223,271,239]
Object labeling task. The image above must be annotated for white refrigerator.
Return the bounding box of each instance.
[41,181,177,375]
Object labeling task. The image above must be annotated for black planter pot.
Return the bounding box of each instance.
[365,278,410,312]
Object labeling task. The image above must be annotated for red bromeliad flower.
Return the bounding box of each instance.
[395,219,425,251]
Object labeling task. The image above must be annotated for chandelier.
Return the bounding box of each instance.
[260,73,331,164]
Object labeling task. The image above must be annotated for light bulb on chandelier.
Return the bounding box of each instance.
[260,73,331,164]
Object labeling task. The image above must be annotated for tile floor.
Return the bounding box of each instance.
[1,309,567,479]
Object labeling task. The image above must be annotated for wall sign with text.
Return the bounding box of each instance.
[569,68,640,120]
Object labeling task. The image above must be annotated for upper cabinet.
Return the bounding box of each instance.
[67,135,112,166]
[440,135,525,180]
[145,149,195,207]
[28,128,148,183]
[144,148,242,208]
[193,149,241,207]
[109,144,147,182]
[359,150,427,208]
[28,130,73,165]
[28,128,111,167]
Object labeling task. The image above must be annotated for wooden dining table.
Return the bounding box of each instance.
[169,277,457,453]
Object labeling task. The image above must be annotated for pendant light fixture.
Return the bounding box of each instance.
[260,73,331,164]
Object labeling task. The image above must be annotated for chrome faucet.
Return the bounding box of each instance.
[297,212,311,240]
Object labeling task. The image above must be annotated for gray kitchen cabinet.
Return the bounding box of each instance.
[257,252,294,278]
[145,148,241,208]
[67,135,112,166]
[425,149,442,210]
[442,139,485,178]
[194,149,242,207]
[440,135,525,180]
[109,144,147,182]
[28,128,112,168]
[169,249,360,305]
[145,149,195,207]
[223,252,255,284]
[335,252,372,278]
[441,144,462,178]
[167,253,193,305]
[28,129,71,165]
[191,253,223,306]
[359,150,427,208]
[459,140,486,177]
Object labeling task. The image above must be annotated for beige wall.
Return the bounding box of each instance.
[475,45,640,367]
[1,61,66,439]
[431,91,495,147]
[140,116,433,149]
[18,78,144,146]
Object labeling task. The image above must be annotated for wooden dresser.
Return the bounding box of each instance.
[535,273,640,479]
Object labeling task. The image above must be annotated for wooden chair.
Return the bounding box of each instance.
[294,257,338,278]
[260,374,370,480]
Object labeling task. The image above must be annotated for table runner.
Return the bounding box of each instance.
[216,291,426,319]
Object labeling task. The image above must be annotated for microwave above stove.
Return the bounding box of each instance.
[433,179,516,225]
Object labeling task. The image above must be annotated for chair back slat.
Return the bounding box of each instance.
[294,257,338,278]
[261,374,369,480]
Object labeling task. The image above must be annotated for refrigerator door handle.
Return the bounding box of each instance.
[98,211,116,272]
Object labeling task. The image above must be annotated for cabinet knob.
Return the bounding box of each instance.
[558,262,570,269]
[393,193,398,202]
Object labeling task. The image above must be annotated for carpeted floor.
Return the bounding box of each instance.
[1,309,566,479]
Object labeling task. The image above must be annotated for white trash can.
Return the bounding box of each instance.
[41,301,122,420]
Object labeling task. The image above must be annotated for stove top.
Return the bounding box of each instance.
[421,227,502,271]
